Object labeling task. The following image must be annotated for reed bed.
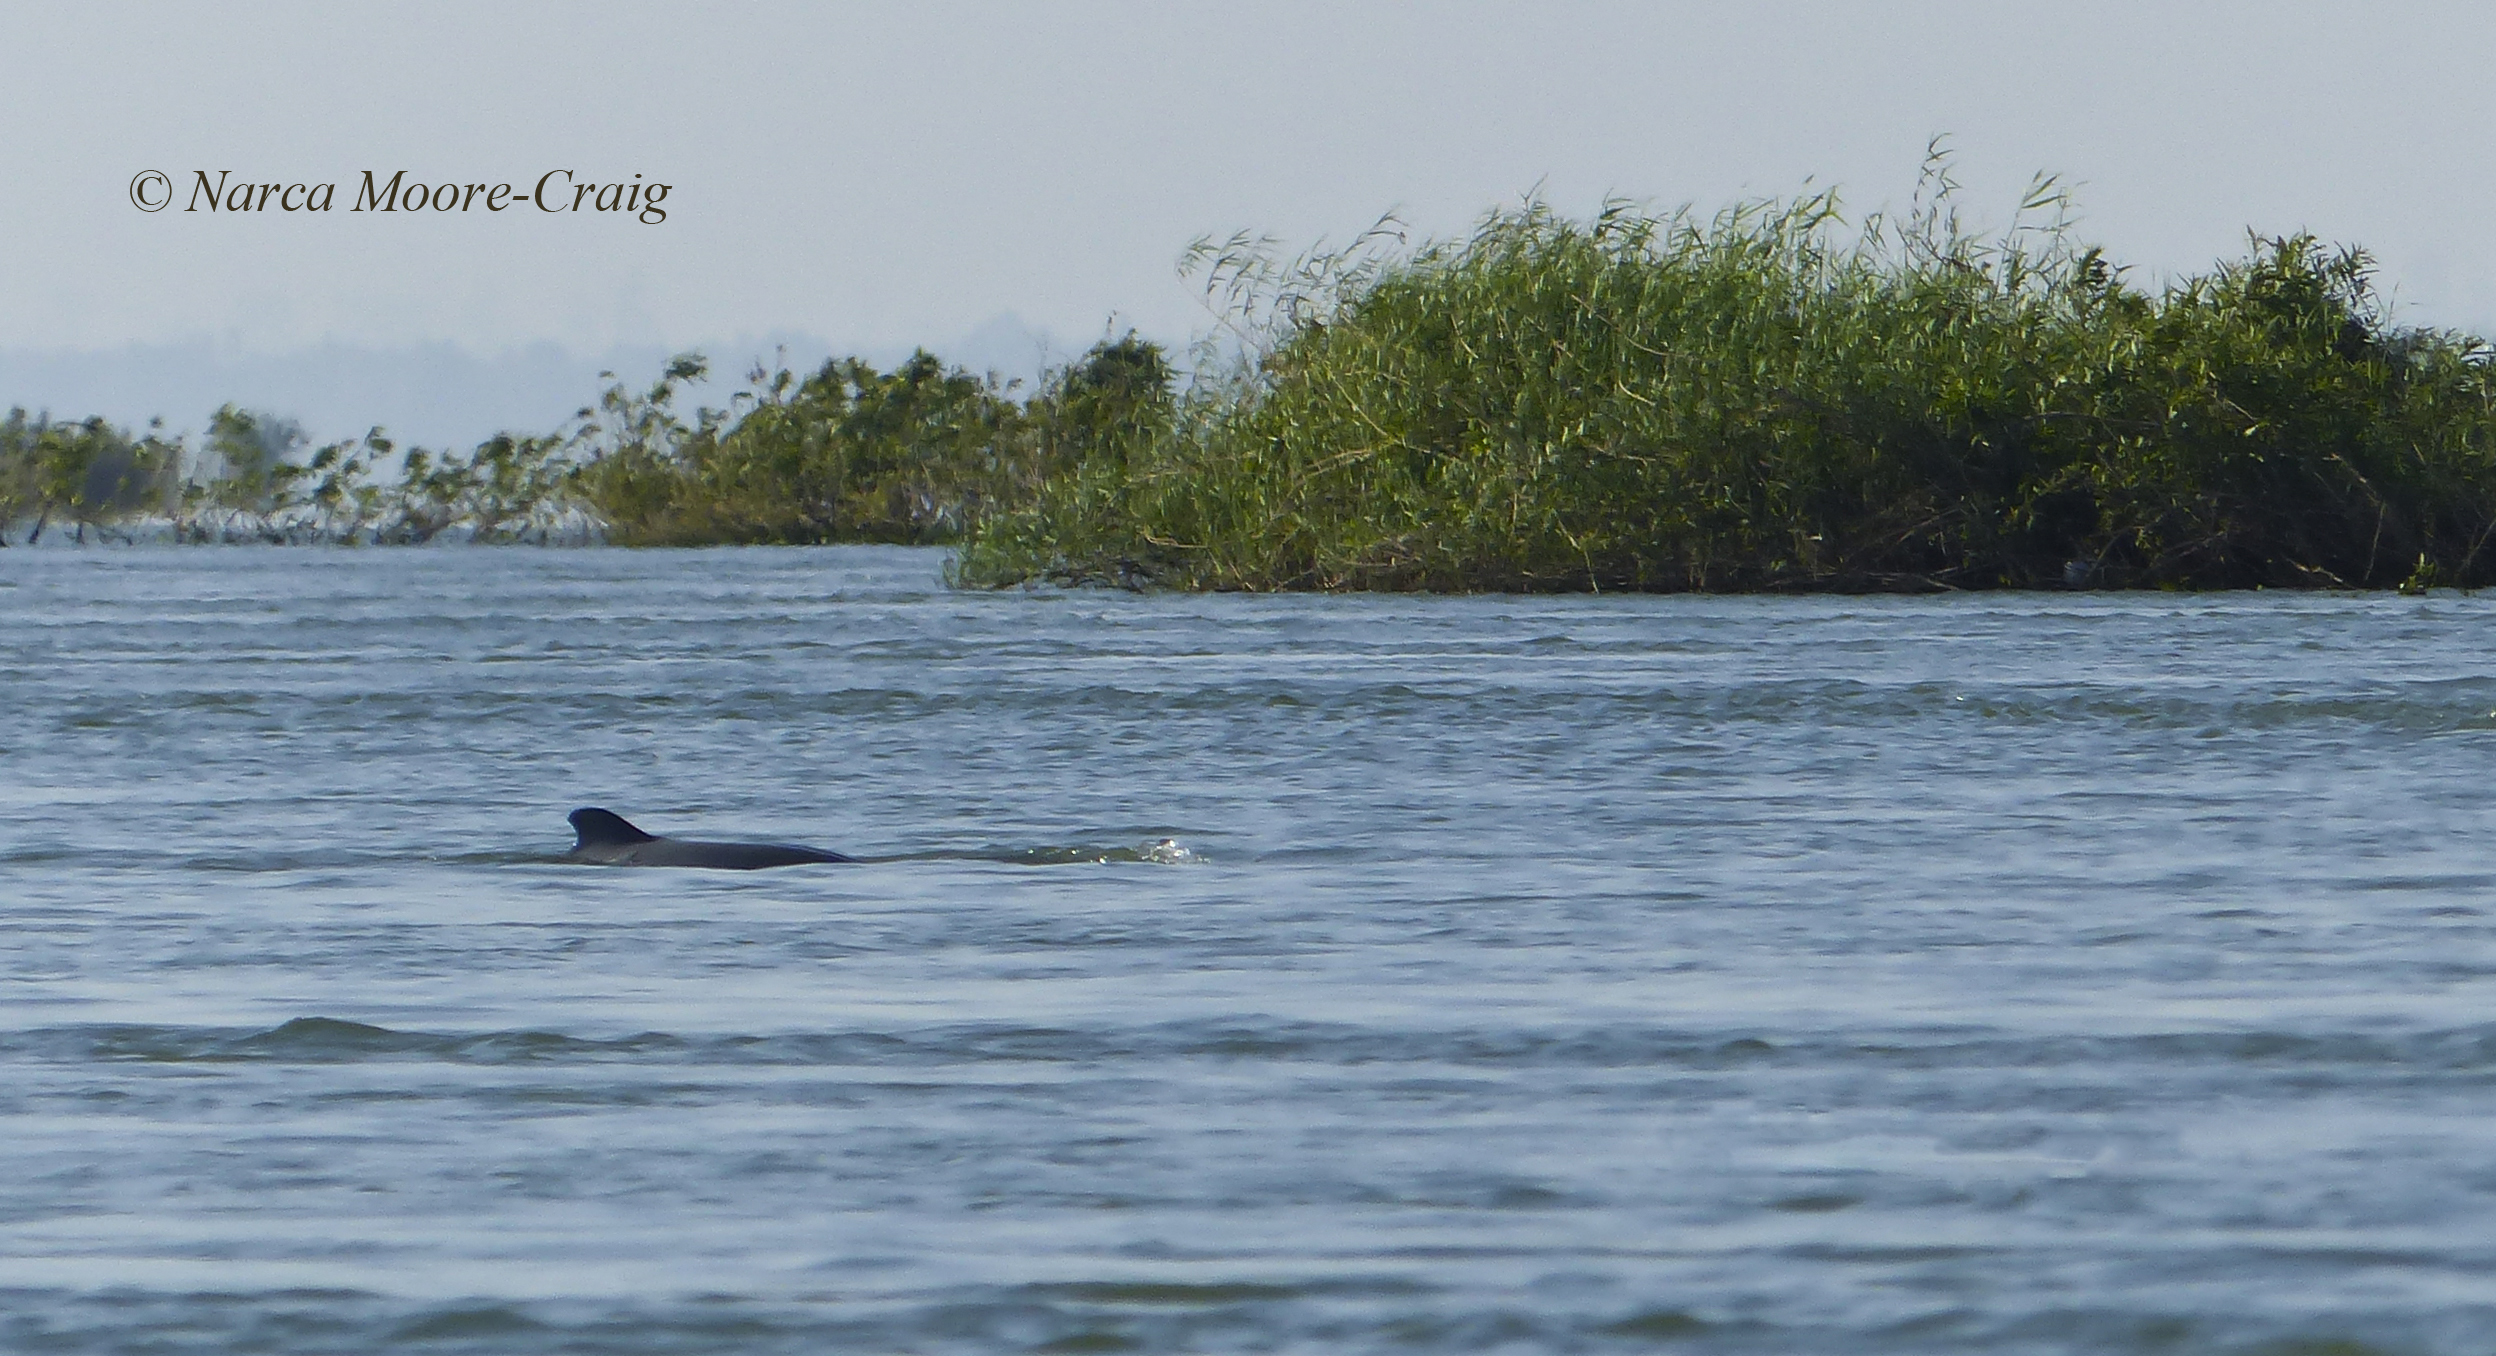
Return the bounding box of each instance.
[12,162,2496,592]
[956,172,2496,592]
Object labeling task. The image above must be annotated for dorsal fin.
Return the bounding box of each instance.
[569,807,657,848]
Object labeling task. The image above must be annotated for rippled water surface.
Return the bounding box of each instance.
[6,546,2496,1354]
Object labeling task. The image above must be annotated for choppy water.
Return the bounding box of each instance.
[6,546,2496,1354]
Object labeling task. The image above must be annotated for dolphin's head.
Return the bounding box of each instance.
[569,807,658,855]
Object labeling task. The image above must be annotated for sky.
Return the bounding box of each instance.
[5,1,2495,448]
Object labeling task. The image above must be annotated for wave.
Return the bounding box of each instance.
[0,1284,2441,1356]
[22,1016,2496,1073]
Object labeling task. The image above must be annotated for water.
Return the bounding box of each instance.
[5,546,2496,1354]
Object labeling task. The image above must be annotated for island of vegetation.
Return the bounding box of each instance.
[8,165,2495,593]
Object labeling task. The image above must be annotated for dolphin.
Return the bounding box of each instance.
[566,807,854,869]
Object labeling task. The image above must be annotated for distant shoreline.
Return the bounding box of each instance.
[14,183,2496,595]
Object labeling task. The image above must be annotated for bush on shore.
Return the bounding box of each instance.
[0,339,1170,549]
[954,171,2496,592]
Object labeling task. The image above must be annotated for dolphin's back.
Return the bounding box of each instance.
[566,807,852,869]
[628,838,854,869]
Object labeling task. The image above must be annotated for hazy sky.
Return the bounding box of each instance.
[7,2,2495,444]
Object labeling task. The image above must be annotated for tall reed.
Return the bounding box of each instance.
[956,165,2496,591]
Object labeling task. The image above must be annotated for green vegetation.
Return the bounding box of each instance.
[0,341,1167,549]
[567,340,1166,546]
[11,158,2496,592]
[0,410,182,544]
[958,165,2496,591]
[0,402,595,546]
